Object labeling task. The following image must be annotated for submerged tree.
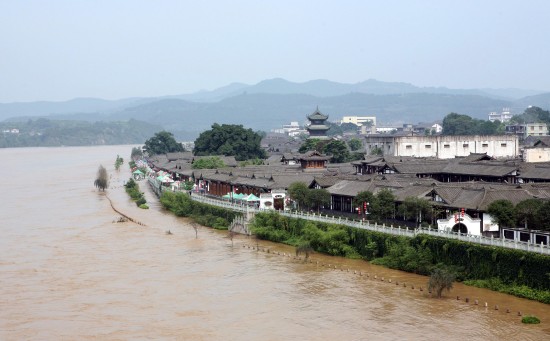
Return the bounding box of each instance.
[114,154,124,171]
[94,165,109,191]
[428,267,455,298]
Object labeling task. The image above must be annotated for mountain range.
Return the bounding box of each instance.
[2,78,549,140]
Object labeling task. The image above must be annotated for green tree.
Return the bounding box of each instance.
[428,267,455,298]
[193,123,266,161]
[114,154,124,171]
[398,197,431,226]
[298,138,323,153]
[347,138,362,151]
[288,182,309,211]
[536,200,550,231]
[442,113,474,135]
[515,199,543,229]
[143,131,184,155]
[373,189,396,220]
[443,112,501,136]
[192,156,226,169]
[354,191,376,217]
[306,188,331,212]
[94,165,109,191]
[487,199,516,228]
[323,140,350,163]
[183,180,195,191]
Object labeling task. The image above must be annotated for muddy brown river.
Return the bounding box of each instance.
[1,145,549,340]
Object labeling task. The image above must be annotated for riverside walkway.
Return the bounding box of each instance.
[189,192,550,255]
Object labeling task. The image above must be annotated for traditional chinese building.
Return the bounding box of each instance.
[306,107,330,139]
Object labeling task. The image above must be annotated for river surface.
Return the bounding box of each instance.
[1,145,549,340]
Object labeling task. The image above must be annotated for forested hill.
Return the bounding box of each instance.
[109,92,512,132]
[0,118,163,148]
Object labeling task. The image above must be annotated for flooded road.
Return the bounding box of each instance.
[1,145,549,340]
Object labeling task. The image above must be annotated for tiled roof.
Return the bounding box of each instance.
[327,180,375,197]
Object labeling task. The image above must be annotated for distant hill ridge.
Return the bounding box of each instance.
[1,78,549,137]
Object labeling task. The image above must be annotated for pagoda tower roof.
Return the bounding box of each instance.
[307,107,329,120]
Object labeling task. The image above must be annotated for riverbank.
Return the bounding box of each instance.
[156,190,550,305]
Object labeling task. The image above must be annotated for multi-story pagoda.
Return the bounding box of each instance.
[306,107,329,139]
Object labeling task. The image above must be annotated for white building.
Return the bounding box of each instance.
[437,212,498,236]
[488,108,513,122]
[364,135,519,159]
[272,121,304,135]
[341,116,377,127]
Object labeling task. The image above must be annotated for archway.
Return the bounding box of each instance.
[452,223,468,234]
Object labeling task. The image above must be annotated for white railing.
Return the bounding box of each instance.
[189,192,550,255]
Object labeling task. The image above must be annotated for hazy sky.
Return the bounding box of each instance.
[1,0,549,102]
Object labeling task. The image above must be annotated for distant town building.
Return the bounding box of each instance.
[341,116,377,127]
[2,128,20,134]
[306,108,330,139]
[522,137,550,163]
[506,123,548,139]
[364,135,519,159]
[489,108,513,122]
[271,121,307,137]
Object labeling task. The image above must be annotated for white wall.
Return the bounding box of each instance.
[523,148,550,162]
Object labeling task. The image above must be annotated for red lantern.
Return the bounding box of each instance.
[461,208,465,217]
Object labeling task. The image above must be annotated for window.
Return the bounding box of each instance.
[425,144,431,148]
[482,143,488,147]
[443,144,450,148]
[501,143,507,147]
[405,145,412,149]
[463,143,469,147]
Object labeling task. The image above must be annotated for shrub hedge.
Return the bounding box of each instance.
[159,191,237,230]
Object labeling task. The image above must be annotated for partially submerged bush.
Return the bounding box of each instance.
[521,316,540,324]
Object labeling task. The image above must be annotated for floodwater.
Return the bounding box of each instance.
[1,145,549,340]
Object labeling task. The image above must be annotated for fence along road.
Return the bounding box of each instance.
[188,192,550,255]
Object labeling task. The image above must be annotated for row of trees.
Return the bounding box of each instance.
[442,106,550,136]
[442,113,504,135]
[298,138,363,163]
[143,124,267,162]
[287,183,331,212]
[487,199,550,231]
[193,123,266,161]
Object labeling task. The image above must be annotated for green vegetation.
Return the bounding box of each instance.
[521,316,541,324]
[511,106,550,127]
[143,131,184,155]
[192,156,226,169]
[114,154,124,171]
[298,138,363,163]
[485,199,550,231]
[94,165,109,191]
[347,138,363,151]
[442,112,504,135]
[463,278,550,304]
[159,191,238,230]
[124,178,148,209]
[193,123,266,161]
[249,211,550,303]
[0,118,162,148]
[323,140,351,163]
